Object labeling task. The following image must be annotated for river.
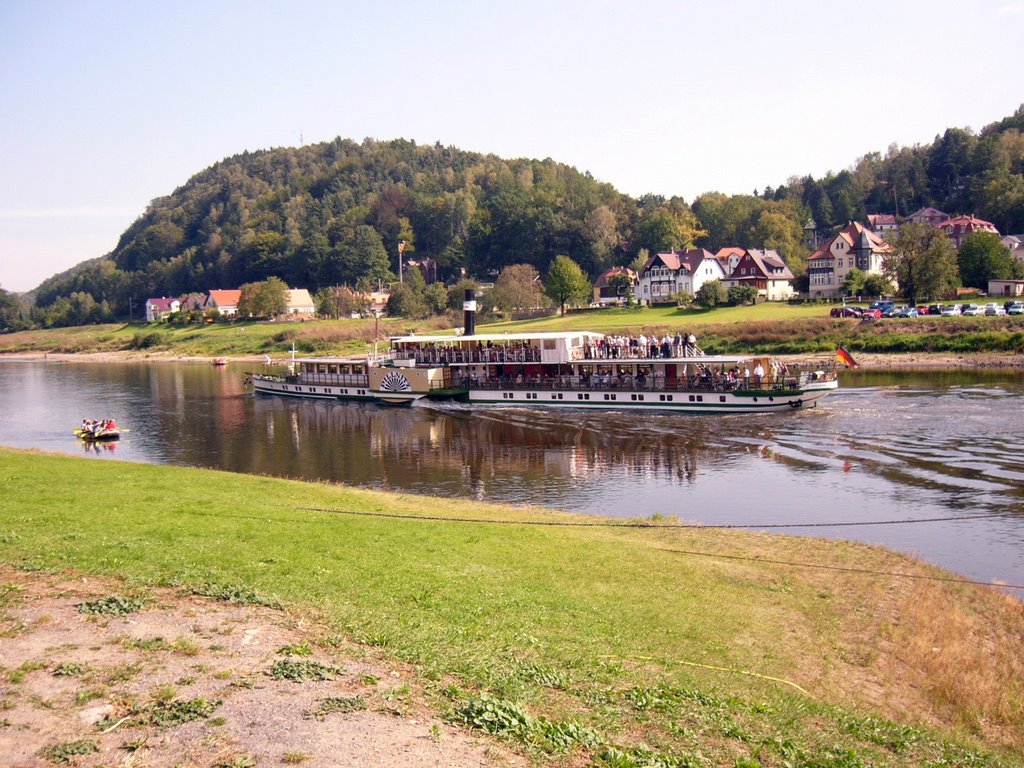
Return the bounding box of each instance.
[1,359,1022,593]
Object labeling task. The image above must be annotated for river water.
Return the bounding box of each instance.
[1,359,1023,593]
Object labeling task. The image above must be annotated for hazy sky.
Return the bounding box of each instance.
[2,0,1022,293]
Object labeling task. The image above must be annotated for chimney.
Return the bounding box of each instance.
[463,288,477,336]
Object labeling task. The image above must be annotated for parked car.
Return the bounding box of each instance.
[960,303,984,316]
[1008,302,1024,315]
[860,308,883,318]
[940,305,961,317]
[869,300,895,314]
[830,306,862,318]
[916,305,931,315]
[927,304,945,315]
[895,306,919,318]
[983,303,1006,316]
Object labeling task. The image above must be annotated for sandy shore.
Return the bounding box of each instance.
[3,350,1022,369]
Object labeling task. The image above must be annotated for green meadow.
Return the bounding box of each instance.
[2,448,1022,766]
[2,303,1023,359]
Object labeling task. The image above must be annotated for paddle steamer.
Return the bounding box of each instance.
[248,295,838,414]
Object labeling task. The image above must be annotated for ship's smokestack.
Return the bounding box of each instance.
[463,288,476,336]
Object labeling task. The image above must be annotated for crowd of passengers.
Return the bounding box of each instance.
[583,332,700,359]
[395,332,702,366]
[454,360,795,392]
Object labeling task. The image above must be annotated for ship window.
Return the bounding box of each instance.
[689,395,695,402]
[578,394,585,400]
[584,393,590,400]
[720,395,726,402]
[697,395,703,402]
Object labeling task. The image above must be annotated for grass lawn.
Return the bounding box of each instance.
[2,448,1021,766]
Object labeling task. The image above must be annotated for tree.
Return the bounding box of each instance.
[727,284,758,306]
[695,280,726,308]
[958,231,1018,290]
[545,255,591,315]
[238,277,288,317]
[315,286,368,319]
[862,273,895,298]
[842,268,867,297]
[489,264,547,312]
[884,223,958,304]
[607,272,635,305]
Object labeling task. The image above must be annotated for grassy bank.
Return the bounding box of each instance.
[2,448,1022,766]
[2,305,1024,360]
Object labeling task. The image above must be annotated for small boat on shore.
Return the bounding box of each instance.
[245,295,840,414]
[211,357,227,366]
[74,420,121,441]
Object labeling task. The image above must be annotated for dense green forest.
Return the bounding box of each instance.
[5,106,1024,328]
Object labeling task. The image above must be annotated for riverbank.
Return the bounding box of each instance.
[2,447,1022,766]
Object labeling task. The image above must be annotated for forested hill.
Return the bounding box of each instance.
[27,106,1024,318]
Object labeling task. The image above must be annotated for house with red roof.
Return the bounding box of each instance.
[939,214,999,250]
[637,249,726,304]
[905,207,950,227]
[592,266,637,306]
[204,289,242,316]
[714,247,746,278]
[726,249,796,301]
[867,214,898,237]
[806,221,892,298]
[144,297,181,322]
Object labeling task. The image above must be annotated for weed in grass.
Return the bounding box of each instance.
[184,581,281,608]
[359,672,380,686]
[120,738,147,752]
[429,723,443,742]
[210,716,227,726]
[104,694,221,729]
[452,696,601,753]
[38,739,99,763]
[516,661,568,690]
[840,713,923,753]
[8,660,45,683]
[277,642,313,656]
[304,695,366,720]
[282,752,308,764]
[75,594,146,616]
[103,662,142,684]
[176,675,196,686]
[172,636,200,656]
[212,754,256,768]
[269,659,341,682]
[0,581,24,604]
[122,636,170,652]
[596,745,701,768]
[52,662,90,677]
[74,688,105,705]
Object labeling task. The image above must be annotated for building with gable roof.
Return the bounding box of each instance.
[285,288,316,315]
[204,289,241,316]
[905,207,950,227]
[806,221,892,298]
[144,297,181,322]
[867,213,898,236]
[1003,235,1024,265]
[714,247,746,278]
[939,214,999,250]
[592,266,637,306]
[637,249,726,305]
[727,249,796,301]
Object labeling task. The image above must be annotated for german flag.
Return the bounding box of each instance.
[836,345,858,368]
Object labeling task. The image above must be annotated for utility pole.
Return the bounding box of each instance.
[398,240,406,283]
[128,297,135,323]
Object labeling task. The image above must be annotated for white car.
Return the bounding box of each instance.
[960,303,984,316]
[940,305,961,317]
[1008,303,1024,316]
[983,303,1006,316]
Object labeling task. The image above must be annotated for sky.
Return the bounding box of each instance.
[1,0,1023,293]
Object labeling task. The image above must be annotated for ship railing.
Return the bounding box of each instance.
[397,348,543,366]
[453,374,803,393]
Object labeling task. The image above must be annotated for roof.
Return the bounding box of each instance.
[287,288,315,308]
[644,250,683,272]
[906,206,949,221]
[207,289,241,307]
[146,297,178,311]
[942,214,998,231]
[867,213,897,227]
[678,248,719,273]
[593,266,636,288]
[391,331,605,344]
[743,249,794,280]
[835,221,891,251]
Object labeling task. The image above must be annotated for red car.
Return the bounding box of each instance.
[859,308,882,318]
[830,307,863,318]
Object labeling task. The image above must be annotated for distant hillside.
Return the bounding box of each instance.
[27,106,1024,321]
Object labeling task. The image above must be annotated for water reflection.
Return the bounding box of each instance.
[1,360,1023,590]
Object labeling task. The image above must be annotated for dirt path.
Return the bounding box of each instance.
[0,567,520,767]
